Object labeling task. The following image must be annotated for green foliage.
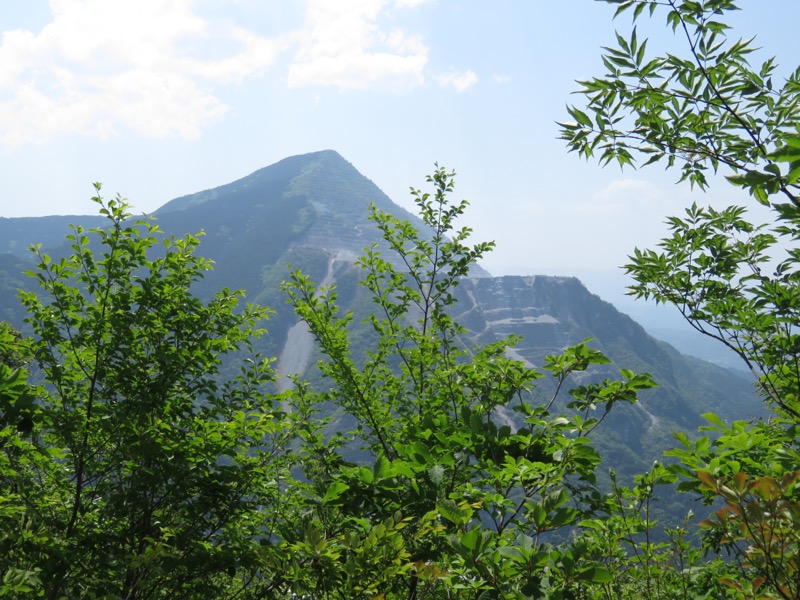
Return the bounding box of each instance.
[560,0,800,201]
[1,169,662,598]
[0,323,48,597]
[578,463,735,600]
[626,200,800,421]
[282,166,656,597]
[564,1,800,598]
[15,5,800,586]
[3,187,305,598]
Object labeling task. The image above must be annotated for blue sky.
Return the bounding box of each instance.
[0,1,795,324]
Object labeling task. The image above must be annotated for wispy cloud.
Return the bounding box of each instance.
[436,68,478,93]
[577,178,672,214]
[0,0,287,145]
[592,178,664,202]
[287,0,429,91]
[0,0,464,145]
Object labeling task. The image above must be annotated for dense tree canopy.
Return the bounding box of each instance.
[2,1,799,598]
[562,1,800,597]
[2,178,658,598]
[2,190,308,598]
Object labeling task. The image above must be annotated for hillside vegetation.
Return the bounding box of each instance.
[2,1,800,598]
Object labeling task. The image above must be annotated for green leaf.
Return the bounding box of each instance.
[437,499,470,527]
[767,145,800,163]
[459,528,482,552]
[321,481,350,504]
[372,455,391,481]
[782,133,800,149]
[576,566,613,584]
[569,106,594,128]
[786,160,800,185]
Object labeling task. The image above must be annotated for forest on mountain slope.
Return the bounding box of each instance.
[3,1,800,598]
[0,149,759,488]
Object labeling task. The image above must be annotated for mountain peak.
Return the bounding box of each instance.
[155,150,350,215]
[147,150,491,293]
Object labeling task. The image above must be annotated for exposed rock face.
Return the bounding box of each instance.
[456,274,754,408]
[457,275,670,367]
[446,273,760,477]
[458,276,587,360]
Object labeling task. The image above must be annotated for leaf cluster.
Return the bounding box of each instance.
[560,0,800,203]
[563,2,800,598]
[280,167,658,598]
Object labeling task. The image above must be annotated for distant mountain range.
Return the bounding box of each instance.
[0,149,761,481]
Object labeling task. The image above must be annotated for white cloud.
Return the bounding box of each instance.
[436,68,478,93]
[575,178,687,215]
[0,0,286,145]
[592,178,665,203]
[0,0,467,145]
[287,0,428,91]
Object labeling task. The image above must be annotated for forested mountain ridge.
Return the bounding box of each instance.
[453,274,758,478]
[4,0,797,594]
[0,150,759,480]
[0,215,107,257]
[150,150,489,296]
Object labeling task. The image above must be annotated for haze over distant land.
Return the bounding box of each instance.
[0,1,792,364]
[0,150,761,486]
